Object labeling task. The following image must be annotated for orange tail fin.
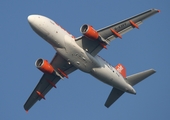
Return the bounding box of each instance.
[115,63,126,78]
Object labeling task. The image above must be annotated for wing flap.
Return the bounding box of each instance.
[105,88,124,108]
[98,9,159,41]
[119,21,142,36]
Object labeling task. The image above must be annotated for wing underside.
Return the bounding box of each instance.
[75,9,159,56]
[24,53,77,111]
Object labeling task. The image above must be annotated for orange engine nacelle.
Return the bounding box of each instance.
[35,58,54,74]
[80,24,99,40]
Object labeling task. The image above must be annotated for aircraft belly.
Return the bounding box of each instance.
[90,66,114,85]
[56,35,100,73]
[90,66,131,92]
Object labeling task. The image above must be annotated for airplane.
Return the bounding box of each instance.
[24,9,159,111]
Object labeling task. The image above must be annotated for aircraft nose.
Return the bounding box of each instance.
[27,15,34,24]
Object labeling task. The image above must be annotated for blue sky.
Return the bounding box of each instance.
[0,0,169,119]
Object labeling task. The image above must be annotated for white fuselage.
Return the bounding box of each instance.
[28,15,136,94]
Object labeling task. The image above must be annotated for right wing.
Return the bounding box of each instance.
[75,9,159,56]
[24,53,77,111]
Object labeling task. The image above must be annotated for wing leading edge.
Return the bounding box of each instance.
[105,69,156,108]
[24,53,77,111]
[75,9,160,56]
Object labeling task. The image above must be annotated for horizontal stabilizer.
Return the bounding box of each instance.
[126,69,156,86]
[105,88,124,108]
[105,69,156,108]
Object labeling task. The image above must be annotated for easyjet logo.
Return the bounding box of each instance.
[116,65,123,73]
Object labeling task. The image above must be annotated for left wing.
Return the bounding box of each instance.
[24,53,77,111]
[75,9,159,56]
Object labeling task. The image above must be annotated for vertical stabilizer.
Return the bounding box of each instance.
[115,63,126,78]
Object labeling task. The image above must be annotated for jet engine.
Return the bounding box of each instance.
[35,58,54,74]
[80,24,99,40]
